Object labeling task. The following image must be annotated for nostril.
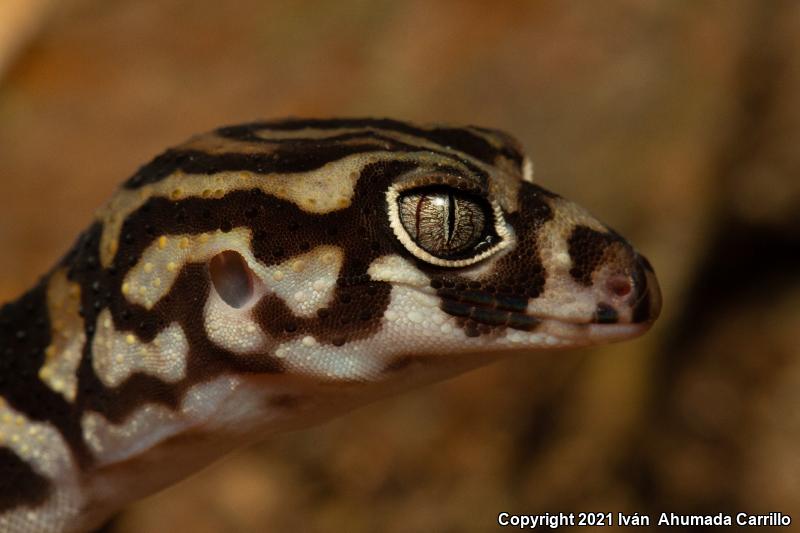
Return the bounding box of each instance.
[594,303,619,324]
[606,275,632,298]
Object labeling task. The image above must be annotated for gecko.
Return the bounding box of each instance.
[0,118,661,532]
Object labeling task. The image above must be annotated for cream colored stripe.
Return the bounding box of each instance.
[39,270,86,402]
[97,149,466,267]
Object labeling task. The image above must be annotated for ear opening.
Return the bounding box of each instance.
[209,251,255,308]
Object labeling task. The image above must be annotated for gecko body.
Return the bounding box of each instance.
[0,118,661,532]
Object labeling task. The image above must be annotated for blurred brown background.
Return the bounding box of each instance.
[0,1,798,531]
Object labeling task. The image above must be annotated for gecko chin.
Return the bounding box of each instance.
[435,308,656,350]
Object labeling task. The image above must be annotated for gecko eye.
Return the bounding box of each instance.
[391,186,505,266]
[398,187,487,257]
[209,251,254,308]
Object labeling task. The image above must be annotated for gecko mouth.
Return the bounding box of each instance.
[536,320,652,345]
[436,288,653,343]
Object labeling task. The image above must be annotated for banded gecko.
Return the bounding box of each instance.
[0,118,661,532]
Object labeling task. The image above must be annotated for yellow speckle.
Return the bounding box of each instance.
[167,262,178,273]
[126,334,136,345]
[45,345,57,359]
[170,188,183,200]
[115,354,124,363]
[245,324,256,334]
[1,413,12,423]
[291,260,305,273]
[201,189,212,198]
[15,416,24,426]
[301,336,316,347]
[39,367,52,380]
[104,317,112,329]
[199,233,210,243]
[152,278,162,288]
[138,286,147,296]
[121,283,131,295]
[272,270,285,282]
[305,198,317,206]
[109,239,119,256]
[144,263,155,274]
[11,434,20,444]
[179,237,190,249]
[158,236,168,249]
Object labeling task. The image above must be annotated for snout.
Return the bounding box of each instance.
[629,254,662,323]
[592,252,662,325]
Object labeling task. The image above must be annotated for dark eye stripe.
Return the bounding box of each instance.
[124,140,422,189]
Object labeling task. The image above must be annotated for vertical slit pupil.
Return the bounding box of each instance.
[209,251,254,308]
[446,191,456,244]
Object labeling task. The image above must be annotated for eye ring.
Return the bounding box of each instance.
[387,183,511,267]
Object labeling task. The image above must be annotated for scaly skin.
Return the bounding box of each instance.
[0,118,661,532]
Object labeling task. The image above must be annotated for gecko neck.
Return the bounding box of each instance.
[0,273,362,532]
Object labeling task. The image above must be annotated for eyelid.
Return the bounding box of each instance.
[394,169,487,197]
[397,184,489,211]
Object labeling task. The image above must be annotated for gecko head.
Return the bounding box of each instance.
[57,119,662,519]
[116,119,660,390]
